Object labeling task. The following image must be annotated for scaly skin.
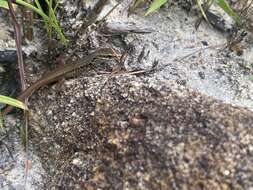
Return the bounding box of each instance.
[1,48,114,115]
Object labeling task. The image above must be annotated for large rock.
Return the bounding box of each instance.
[2,1,253,189]
[29,75,253,189]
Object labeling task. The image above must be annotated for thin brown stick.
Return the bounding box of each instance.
[8,1,29,184]
[7,0,27,91]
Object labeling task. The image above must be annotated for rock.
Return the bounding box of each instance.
[29,75,253,189]
[2,1,253,189]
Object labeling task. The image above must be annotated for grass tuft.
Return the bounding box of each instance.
[135,0,241,24]
[0,0,67,45]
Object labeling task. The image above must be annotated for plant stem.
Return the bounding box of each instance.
[15,0,67,45]
[8,0,27,91]
[15,0,49,22]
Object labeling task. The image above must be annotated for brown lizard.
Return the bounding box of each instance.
[1,48,114,115]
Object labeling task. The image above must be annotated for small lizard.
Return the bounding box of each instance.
[1,48,114,115]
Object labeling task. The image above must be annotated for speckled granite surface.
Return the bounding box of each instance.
[29,75,253,189]
[1,1,253,189]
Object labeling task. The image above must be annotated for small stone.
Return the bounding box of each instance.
[47,110,53,115]
[201,41,208,46]
[72,158,82,166]
[198,72,205,79]
[223,170,230,176]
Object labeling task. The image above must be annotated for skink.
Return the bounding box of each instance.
[2,48,113,115]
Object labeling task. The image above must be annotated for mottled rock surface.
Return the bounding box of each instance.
[2,0,253,189]
[24,0,253,189]
[29,75,253,189]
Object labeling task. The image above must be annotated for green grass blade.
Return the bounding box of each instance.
[216,0,241,24]
[15,0,49,22]
[0,95,28,110]
[145,0,167,16]
[54,0,60,12]
[34,0,44,12]
[14,0,67,45]
[196,0,209,22]
[0,0,8,9]
[45,0,67,44]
